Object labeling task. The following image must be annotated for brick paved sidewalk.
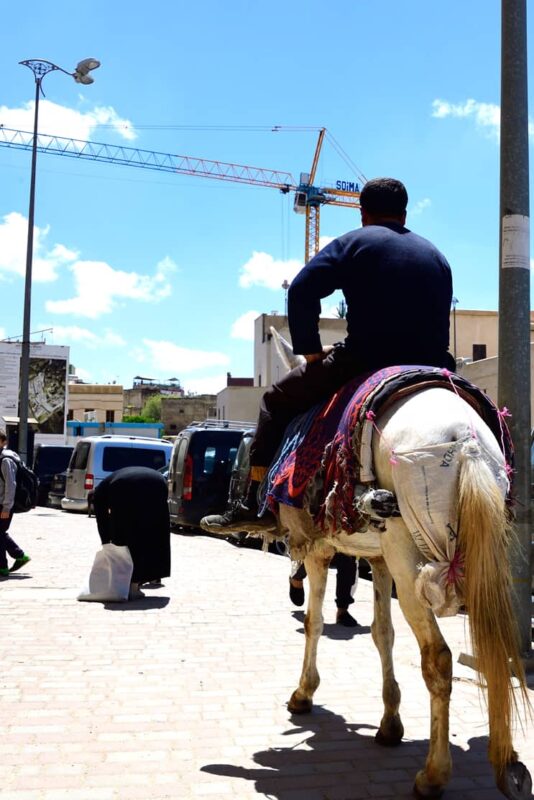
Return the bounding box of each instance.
[0,508,532,800]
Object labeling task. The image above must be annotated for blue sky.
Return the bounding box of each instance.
[0,1,532,394]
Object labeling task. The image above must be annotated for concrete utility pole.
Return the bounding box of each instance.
[498,0,532,655]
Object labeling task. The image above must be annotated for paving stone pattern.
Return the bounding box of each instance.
[0,508,532,799]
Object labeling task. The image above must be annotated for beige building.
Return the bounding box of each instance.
[68,383,124,423]
[161,395,217,436]
[217,310,534,422]
[123,376,184,417]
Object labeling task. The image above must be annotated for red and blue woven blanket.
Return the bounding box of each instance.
[264,365,513,533]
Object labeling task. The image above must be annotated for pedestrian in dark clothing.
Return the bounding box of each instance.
[93,466,170,597]
[289,553,359,627]
[203,177,455,532]
[0,429,31,577]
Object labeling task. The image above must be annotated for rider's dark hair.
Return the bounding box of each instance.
[360,178,408,217]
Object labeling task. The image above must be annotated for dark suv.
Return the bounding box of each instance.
[32,444,74,506]
[167,420,252,529]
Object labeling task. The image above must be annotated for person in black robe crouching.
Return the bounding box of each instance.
[93,466,170,598]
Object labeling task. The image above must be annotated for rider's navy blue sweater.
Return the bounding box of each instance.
[287,222,453,371]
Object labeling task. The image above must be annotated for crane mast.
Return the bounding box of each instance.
[0,126,361,263]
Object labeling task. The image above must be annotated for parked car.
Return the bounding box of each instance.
[62,435,173,512]
[167,420,252,529]
[47,470,68,509]
[32,444,74,506]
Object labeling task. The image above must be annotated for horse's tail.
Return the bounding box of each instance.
[458,439,529,778]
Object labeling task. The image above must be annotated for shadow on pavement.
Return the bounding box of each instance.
[291,610,371,640]
[103,597,170,611]
[202,706,504,799]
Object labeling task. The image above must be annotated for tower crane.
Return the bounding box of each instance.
[0,125,362,264]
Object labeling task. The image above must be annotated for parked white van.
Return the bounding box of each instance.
[61,435,173,512]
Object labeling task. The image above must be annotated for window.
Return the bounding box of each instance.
[102,446,167,472]
[106,410,115,423]
[67,410,74,421]
[472,344,487,361]
[71,442,91,470]
[189,431,244,481]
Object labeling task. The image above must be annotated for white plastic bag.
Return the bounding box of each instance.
[77,543,134,602]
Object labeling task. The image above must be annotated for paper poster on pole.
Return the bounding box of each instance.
[501,214,530,270]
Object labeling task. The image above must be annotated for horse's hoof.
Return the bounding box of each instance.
[413,770,445,799]
[375,728,403,747]
[498,761,533,800]
[412,786,444,800]
[375,714,404,747]
[287,691,312,714]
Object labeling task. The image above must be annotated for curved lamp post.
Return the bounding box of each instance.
[18,58,100,464]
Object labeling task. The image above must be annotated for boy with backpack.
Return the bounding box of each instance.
[0,429,31,577]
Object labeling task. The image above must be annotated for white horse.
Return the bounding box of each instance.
[205,331,532,798]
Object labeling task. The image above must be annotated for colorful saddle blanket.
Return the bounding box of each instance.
[264,365,513,534]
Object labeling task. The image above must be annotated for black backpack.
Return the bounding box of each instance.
[0,453,39,513]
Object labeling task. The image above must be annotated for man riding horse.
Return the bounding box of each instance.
[203,176,455,532]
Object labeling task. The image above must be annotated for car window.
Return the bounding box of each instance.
[171,438,188,477]
[34,447,73,475]
[102,446,168,472]
[203,446,216,475]
[71,442,91,470]
[189,431,244,480]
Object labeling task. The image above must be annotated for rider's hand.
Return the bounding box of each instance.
[304,352,325,364]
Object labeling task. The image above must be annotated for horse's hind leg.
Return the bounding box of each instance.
[381,526,452,798]
[288,548,333,714]
[370,558,404,747]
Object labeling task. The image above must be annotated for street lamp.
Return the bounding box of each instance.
[18,58,100,464]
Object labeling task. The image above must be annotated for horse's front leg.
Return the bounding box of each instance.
[370,558,404,746]
[381,524,452,799]
[288,549,333,714]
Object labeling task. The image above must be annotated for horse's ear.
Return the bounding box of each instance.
[270,326,306,372]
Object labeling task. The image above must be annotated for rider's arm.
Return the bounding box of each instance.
[288,239,344,356]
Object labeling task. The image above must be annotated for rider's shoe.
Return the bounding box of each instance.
[201,501,277,534]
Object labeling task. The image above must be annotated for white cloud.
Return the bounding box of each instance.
[410,198,431,215]
[49,325,126,348]
[231,311,260,341]
[239,251,302,290]
[70,365,92,382]
[318,235,335,251]
[0,98,136,141]
[138,339,230,374]
[432,98,500,138]
[182,373,229,395]
[0,327,6,340]
[45,256,176,319]
[0,212,78,282]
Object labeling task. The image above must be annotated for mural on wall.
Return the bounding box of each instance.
[28,357,67,434]
[0,342,69,436]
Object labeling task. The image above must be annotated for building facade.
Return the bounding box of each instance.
[161,395,217,436]
[68,383,124,424]
[217,310,534,423]
[123,376,184,417]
